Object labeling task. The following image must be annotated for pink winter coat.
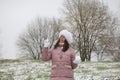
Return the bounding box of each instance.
[42,46,77,80]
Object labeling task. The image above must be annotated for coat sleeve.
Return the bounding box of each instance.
[42,47,52,61]
[71,49,78,69]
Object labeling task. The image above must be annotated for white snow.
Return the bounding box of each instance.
[0,59,120,80]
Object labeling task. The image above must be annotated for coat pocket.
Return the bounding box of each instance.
[52,65,56,69]
[64,65,72,69]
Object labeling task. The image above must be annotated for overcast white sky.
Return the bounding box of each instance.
[0,0,64,59]
[0,0,119,59]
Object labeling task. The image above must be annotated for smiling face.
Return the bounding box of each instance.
[59,35,66,43]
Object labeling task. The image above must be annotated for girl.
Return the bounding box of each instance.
[42,29,80,80]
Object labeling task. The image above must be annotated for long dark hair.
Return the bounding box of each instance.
[54,39,69,52]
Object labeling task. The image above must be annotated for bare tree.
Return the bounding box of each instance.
[17,17,62,60]
[62,0,118,61]
[112,35,120,61]
[96,34,115,61]
[95,13,119,61]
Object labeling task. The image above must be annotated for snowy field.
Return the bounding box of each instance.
[0,59,120,80]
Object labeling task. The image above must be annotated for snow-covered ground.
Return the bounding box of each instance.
[0,59,120,80]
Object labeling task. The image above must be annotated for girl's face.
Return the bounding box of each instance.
[59,35,66,43]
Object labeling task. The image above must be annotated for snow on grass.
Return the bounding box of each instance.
[0,59,120,80]
[74,62,120,80]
